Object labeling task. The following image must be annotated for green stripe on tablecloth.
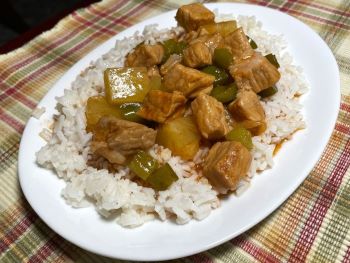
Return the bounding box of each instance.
[0,151,21,210]
[243,153,335,260]
[308,108,350,262]
[295,3,347,24]
[5,102,31,124]
[1,213,55,262]
[208,241,258,263]
[337,55,350,73]
[0,202,25,235]
[319,1,350,51]
[307,166,350,262]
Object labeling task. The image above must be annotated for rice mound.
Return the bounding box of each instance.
[36,15,308,228]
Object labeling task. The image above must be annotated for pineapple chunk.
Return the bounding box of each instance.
[199,21,237,37]
[85,96,122,131]
[104,67,150,104]
[156,117,201,160]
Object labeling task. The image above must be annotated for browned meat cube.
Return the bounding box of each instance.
[87,152,122,173]
[163,64,214,98]
[147,66,161,78]
[228,90,266,135]
[91,141,127,165]
[229,52,281,93]
[183,41,212,68]
[180,30,200,43]
[203,141,252,194]
[137,90,187,123]
[160,54,182,76]
[191,93,229,139]
[224,28,254,61]
[175,3,215,32]
[125,44,164,67]
[190,33,223,55]
[90,116,156,164]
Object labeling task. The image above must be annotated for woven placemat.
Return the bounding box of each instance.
[0,0,349,262]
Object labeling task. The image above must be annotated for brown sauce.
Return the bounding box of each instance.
[273,128,305,156]
[273,139,287,156]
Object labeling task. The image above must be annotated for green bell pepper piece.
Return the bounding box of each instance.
[210,83,237,103]
[146,163,178,190]
[265,53,280,68]
[258,86,278,98]
[247,36,258,49]
[128,151,159,180]
[213,48,233,69]
[119,103,146,123]
[201,65,229,86]
[162,39,187,62]
[225,126,253,150]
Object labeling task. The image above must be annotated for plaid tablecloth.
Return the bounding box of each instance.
[0,0,349,262]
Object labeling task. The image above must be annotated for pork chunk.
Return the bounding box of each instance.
[137,90,187,123]
[203,141,252,194]
[190,33,223,55]
[224,28,254,61]
[229,52,281,93]
[125,44,164,67]
[90,116,156,164]
[191,93,229,139]
[163,64,214,98]
[228,90,266,135]
[183,41,212,68]
[160,54,182,76]
[175,3,215,32]
[180,30,200,43]
[147,65,161,78]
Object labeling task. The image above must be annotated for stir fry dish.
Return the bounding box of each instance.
[86,3,281,194]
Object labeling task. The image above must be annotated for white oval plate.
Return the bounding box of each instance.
[19,3,340,261]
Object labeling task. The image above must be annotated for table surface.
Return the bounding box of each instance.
[0,0,349,262]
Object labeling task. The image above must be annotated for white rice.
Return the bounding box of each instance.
[36,15,307,227]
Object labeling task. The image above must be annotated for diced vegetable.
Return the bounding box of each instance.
[213,48,233,69]
[258,86,278,98]
[225,126,253,150]
[247,36,257,49]
[146,163,178,190]
[199,20,237,36]
[129,151,178,191]
[156,116,201,160]
[85,96,148,131]
[173,41,187,54]
[162,39,187,62]
[201,65,229,86]
[85,96,122,131]
[210,83,237,103]
[119,103,146,123]
[265,53,280,68]
[104,67,150,104]
[128,151,159,180]
[149,75,163,90]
